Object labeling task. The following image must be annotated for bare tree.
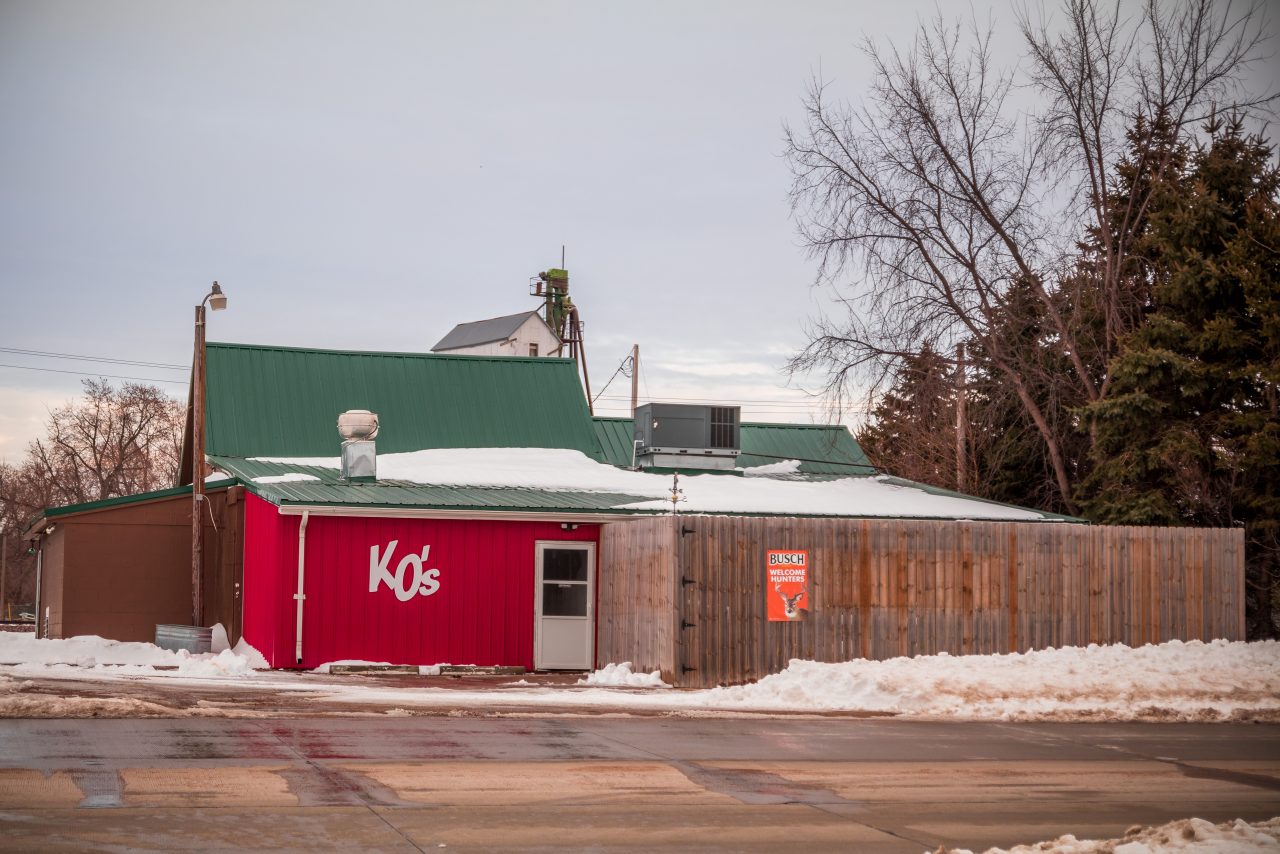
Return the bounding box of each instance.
[23,380,185,505]
[0,380,185,614]
[786,0,1273,511]
[1021,0,1275,386]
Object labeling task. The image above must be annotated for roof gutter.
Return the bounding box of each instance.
[273,505,654,523]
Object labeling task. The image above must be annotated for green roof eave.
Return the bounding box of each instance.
[266,497,662,516]
[41,478,239,520]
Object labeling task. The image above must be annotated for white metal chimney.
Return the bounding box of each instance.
[337,410,379,481]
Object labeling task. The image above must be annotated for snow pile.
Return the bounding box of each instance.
[251,447,1048,520]
[741,459,803,476]
[696,639,1280,720]
[940,816,1280,853]
[0,633,187,667]
[577,662,670,688]
[176,649,258,677]
[294,641,1279,721]
[0,632,268,678]
[252,473,320,484]
[210,623,231,653]
[232,638,269,670]
[3,637,1275,722]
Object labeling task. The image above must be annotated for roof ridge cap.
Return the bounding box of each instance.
[206,341,572,363]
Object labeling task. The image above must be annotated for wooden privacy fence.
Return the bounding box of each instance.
[597,515,1244,688]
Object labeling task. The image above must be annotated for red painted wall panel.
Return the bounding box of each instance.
[242,493,293,666]
[241,496,599,669]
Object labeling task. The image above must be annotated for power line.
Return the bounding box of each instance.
[591,351,635,405]
[0,363,189,385]
[0,347,187,370]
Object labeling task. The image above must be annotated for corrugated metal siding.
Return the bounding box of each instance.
[737,423,875,474]
[593,417,876,475]
[204,343,603,459]
[208,457,339,482]
[242,493,292,667]
[593,418,637,468]
[244,494,601,669]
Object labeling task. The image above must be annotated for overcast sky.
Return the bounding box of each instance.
[0,1,1273,464]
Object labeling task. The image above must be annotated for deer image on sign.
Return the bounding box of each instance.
[766,549,809,621]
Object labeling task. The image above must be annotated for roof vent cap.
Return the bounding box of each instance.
[337,409,379,441]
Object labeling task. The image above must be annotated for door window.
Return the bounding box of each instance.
[541,548,589,616]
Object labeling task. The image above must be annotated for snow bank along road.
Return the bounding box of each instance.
[2,634,1278,722]
[0,716,1276,853]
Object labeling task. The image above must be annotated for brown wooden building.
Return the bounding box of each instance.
[26,481,244,643]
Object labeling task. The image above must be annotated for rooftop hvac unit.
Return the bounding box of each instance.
[633,403,740,470]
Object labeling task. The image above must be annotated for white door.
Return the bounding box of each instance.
[534,541,595,670]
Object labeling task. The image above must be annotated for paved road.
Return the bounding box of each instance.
[0,717,1277,852]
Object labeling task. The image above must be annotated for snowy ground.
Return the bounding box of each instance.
[0,634,1277,722]
[941,816,1280,854]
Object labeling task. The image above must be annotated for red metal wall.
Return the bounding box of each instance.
[241,493,600,670]
[243,493,291,667]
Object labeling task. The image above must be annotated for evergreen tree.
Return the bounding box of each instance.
[966,279,1084,515]
[1081,116,1280,636]
[857,346,957,487]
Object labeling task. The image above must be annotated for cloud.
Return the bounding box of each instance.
[0,385,64,465]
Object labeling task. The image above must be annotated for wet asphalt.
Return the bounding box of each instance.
[0,717,1276,852]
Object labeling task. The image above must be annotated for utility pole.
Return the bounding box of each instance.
[630,344,639,416]
[955,342,967,492]
[1,529,7,622]
[192,281,227,628]
[192,301,206,628]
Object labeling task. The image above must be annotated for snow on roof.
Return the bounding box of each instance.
[249,447,1058,521]
[431,311,545,351]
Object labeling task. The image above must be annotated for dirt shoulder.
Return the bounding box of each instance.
[0,669,892,720]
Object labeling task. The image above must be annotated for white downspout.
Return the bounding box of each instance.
[293,510,309,665]
[33,545,42,639]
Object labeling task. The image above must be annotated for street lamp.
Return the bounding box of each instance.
[192,281,227,627]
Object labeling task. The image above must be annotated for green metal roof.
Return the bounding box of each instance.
[35,478,238,523]
[201,343,603,460]
[592,417,877,476]
[875,475,1086,523]
[209,455,653,514]
[43,484,195,517]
